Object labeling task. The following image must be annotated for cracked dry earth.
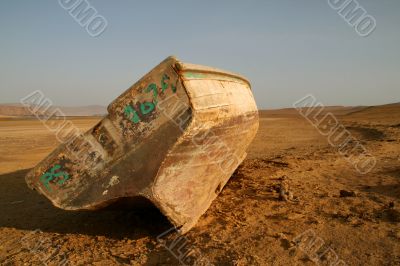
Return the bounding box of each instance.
[0,104,399,265]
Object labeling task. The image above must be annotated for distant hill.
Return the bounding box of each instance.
[259,106,368,118]
[259,102,400,123]
[342,102,400,122]
[0,104,32,117]
[0,103,106,117]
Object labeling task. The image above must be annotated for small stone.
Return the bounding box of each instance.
[276,233,294,250]
[307,217,320,224]
[320,192,330,198]
[279,190,289,201]
[280,238,294,250]
[276,232,286,239]
[287,191,294,201]
[339,190,357,197]
[288,246,298,256]
[279,175,288,181]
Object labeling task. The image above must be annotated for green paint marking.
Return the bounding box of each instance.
[124,105,140,123]
[140,101,155,115]
[145,83,158,104]
[171,84,177,93]
[161,74,177,93]
[123,72,179,125]
[161,74,170,92]
[40,164,70,191]
[184,72,205,79]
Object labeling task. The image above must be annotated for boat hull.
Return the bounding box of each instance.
[25,56,259,233]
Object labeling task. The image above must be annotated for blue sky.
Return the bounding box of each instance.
[0,0,399,109]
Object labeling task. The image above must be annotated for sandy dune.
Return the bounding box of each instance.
[0,105,399,265]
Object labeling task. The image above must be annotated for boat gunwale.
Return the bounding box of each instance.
[174,61,251,88]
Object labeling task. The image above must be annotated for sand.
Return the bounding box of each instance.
[0,106,399,265]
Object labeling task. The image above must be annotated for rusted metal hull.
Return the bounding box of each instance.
[25,56,259,233]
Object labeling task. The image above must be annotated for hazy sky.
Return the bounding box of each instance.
[0,0,399,109]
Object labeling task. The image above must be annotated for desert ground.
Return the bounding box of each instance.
[0,104,399,265]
